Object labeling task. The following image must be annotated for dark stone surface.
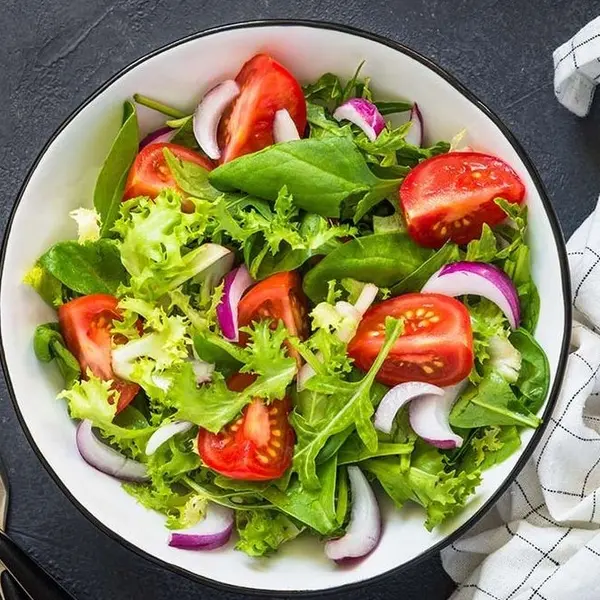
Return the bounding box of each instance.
[2,0,600,598]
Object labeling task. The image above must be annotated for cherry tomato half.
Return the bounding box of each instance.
[217,54,307,163]
[58,294,139,412]
[123,142,214,200]
[197,373,295,480]
[399,152,525,248]
[348,293,474,387]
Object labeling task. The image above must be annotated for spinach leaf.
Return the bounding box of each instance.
[39,240,128,295]
[209,137,401,219]
[94,101,139,237]
[163,149,220,200]
[303,232,432,302]
[166,115,199,149]
[33,323,80,387]
[450,370,540,429]
[23,264,64,307]
[375,100,413,116]
[510,328,550,413]
[260,457,339,535]
[390,242,460,295]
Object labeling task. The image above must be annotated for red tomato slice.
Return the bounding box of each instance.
[238,271,309,363]
[58,294,139,412]
[399,152,525,248]
[217,54,307,163]
[197,373,295,480]
[348,293,474,387]
[123,142,214,200]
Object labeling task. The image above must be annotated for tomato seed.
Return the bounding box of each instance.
[257,455,269,464]
[433,360,444,367]
[416,308,425,317]
[430,316,440,323]
[422,365,434,374]
[272,429,281,437]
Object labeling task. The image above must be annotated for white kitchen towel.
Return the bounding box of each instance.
[554,16,600,116]
[440,197,600,600]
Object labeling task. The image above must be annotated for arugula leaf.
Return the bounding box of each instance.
[235,510,302,557]
[33,323,80,387]
[162,148,221,200]
[303,73,343,107]
[337,433,413,465]
[391,242,460,295]
[39,239,128,295]
[291,318,404,489]
[209,137,401,219]
[260,457,339,534]
[365,442,480,530]
[303,232,432,302]
[374,100,413,116]
[94,101,139,237]
[23,264,64,307]
[450,370,540,429]
[510,328,550,413]
[306,103,353,140]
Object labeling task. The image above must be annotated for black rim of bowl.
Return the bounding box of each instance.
[0,18,572,598]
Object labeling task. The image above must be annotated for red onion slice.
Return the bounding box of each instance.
[374,382,445,434]
[325,466,380,562]
[421,261,520,329]
[216,265,254,342]
[168,503,234,550]
[76,420,149,482]
[139,126,174,150]
[273,109,300,142]
[333,98,385,142]
[145,420,193,456]
[193,80,240,160]
[404,104,423,146]
[409,381,467,449]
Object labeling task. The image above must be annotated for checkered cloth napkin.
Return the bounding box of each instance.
[440,18,600,600]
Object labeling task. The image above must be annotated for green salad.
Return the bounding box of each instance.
[27,53,549,561]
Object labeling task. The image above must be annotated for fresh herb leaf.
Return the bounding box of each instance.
[94,101,139,237]
[39,239,128,295]
[303,232,432,302]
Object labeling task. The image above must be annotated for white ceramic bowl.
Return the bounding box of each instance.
[0,20,570,595]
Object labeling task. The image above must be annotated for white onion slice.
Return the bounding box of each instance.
[374,382,445,434]
[168,503,234,551]
[333,98,385,142]
[193,80,240,160]
[76,420,149,481]
[145,421,193,456]
[190,359,215,385]
[325,466,380,562]
[273,109,300,142]
[421,261,520,329]
[334,301,362,343]
[216,265,254,342]
[353,283,379,316]
[409,381,467,449]
[404,103,423,146]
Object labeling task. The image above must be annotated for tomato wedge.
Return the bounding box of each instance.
[238,271,309,361]
[123,142,214,200]
[197,373,295,480]
[58,294,139,412]
[217,54,307,163]
[348,293,474,387]
[399,152,525,248]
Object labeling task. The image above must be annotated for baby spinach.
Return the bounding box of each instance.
[94,101,139,237]
[450,370,540,429]
[303,232,432,302]
[39,239,128,296]
[163,149,221,200]
[33,323,80,387]
[510,328,550,413]
[209,137,402,219]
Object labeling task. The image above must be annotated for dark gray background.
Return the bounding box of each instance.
[2,0,600,598]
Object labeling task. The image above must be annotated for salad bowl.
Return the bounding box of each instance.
[0,20,570,595]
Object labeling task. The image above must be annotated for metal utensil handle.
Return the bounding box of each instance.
[0,570,30,600]
[0,532,74,600]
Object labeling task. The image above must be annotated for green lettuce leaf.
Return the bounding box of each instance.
[235,510,302,557]
[23,264,64,307]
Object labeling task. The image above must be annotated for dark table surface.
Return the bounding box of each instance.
[2,0,600,598]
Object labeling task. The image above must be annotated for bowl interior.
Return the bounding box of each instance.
[0,22,569,593]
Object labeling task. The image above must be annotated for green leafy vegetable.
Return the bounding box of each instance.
[39,239,128,295]
[94,101,139,237]
[458,426,521,474]
[23,264,64,307]
[58,371,117,425]
[303,232,432,302]
[209,137,402,219]
[133,94,187,119]
[337,433,413,465]
[235,510,302,557]
[374,100,413,115]
[162,149,221,200]
[33,323,80,387]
